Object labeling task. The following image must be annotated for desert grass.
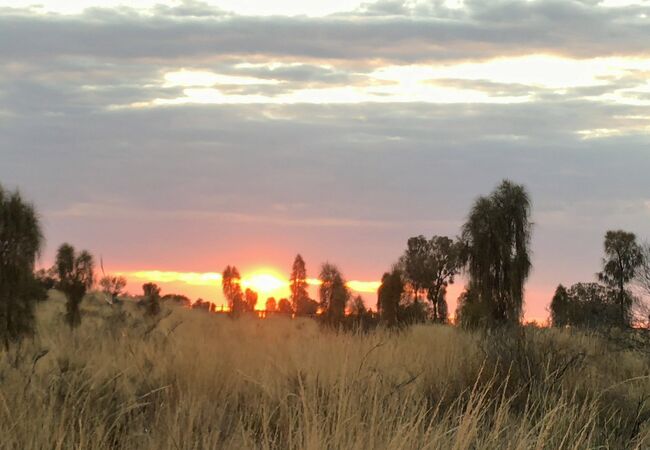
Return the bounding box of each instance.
[0,294,649,449]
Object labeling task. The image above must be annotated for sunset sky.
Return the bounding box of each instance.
[1,0,649,318]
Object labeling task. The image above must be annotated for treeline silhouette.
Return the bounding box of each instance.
[1,179,649,348]
[551,230,648,329]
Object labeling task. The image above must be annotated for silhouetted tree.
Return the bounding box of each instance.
[265,297,277,312]
[550,284,570,327]
[99,275,127,304]
[222,265,244,316]
[377,267,404,327]
[299,298,319,315]
[54,243,95,329]
[0,186,43,349]
[550,282,620,328]
[34,268,56,292]
[426,237,462,321]
[348,294,367,316]
[461,180,532,326]
[398,297,429,324]
[436,287,449,323]
[277,298,293,314]
[456,287,490,328]
[347,294,373,329]
[290,254,311,315]
[402,235,462,322]
[598,230,643,326]
[319,263,349,326]
[636,244,650,295]
[401,236,429,303]
[142,282,161,316]
[244,288,258,312]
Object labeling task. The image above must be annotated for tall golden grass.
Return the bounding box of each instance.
[1,293,649,449]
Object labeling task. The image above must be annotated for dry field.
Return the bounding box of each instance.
[1,293,649,449]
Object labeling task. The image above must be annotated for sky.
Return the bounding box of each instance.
[1,0,649,318]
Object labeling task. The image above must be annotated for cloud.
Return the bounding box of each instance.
[2,1,650,63]
[46,200,461,229]
[124,270,222,286]
[3,2,650,114]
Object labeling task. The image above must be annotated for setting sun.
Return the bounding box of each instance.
[241,272,288,296]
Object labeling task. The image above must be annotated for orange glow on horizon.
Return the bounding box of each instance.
[119,269,382,311]
[113,269,549,320]
[121,270,381,294]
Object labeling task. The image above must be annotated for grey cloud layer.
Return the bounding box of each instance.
[1,1,650,62]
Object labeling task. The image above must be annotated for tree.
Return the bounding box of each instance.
[598,230,643,326]
[277,298,293,314]
[461,180,532,326]
[426,236,462,322]
[398,297,429,324]
[34,267,56,291]
[636,243,650,296]
[348,294,372,329]
[54,243,95,329]
[298,297,319,315]
[550,284,570,327]
[265,297,277,312]
[456,287,490,329]
[435,287,449,324]
[142,282,161,316]
[0,186,43,349]
[222,265,244,316]
[401,235,462,322]
[348,294,367,316]
[99,275,127,304]
[550,282,619,328]
[377,267,404,327]
[319,263,349,326]
[290,254,311,315]
[401,236,429,303]
[244,288,258,312]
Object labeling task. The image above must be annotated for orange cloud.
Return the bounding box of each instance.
[121,270,222,286]
[347,280,381,293]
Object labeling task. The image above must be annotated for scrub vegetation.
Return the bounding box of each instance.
[1,296,649,449]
